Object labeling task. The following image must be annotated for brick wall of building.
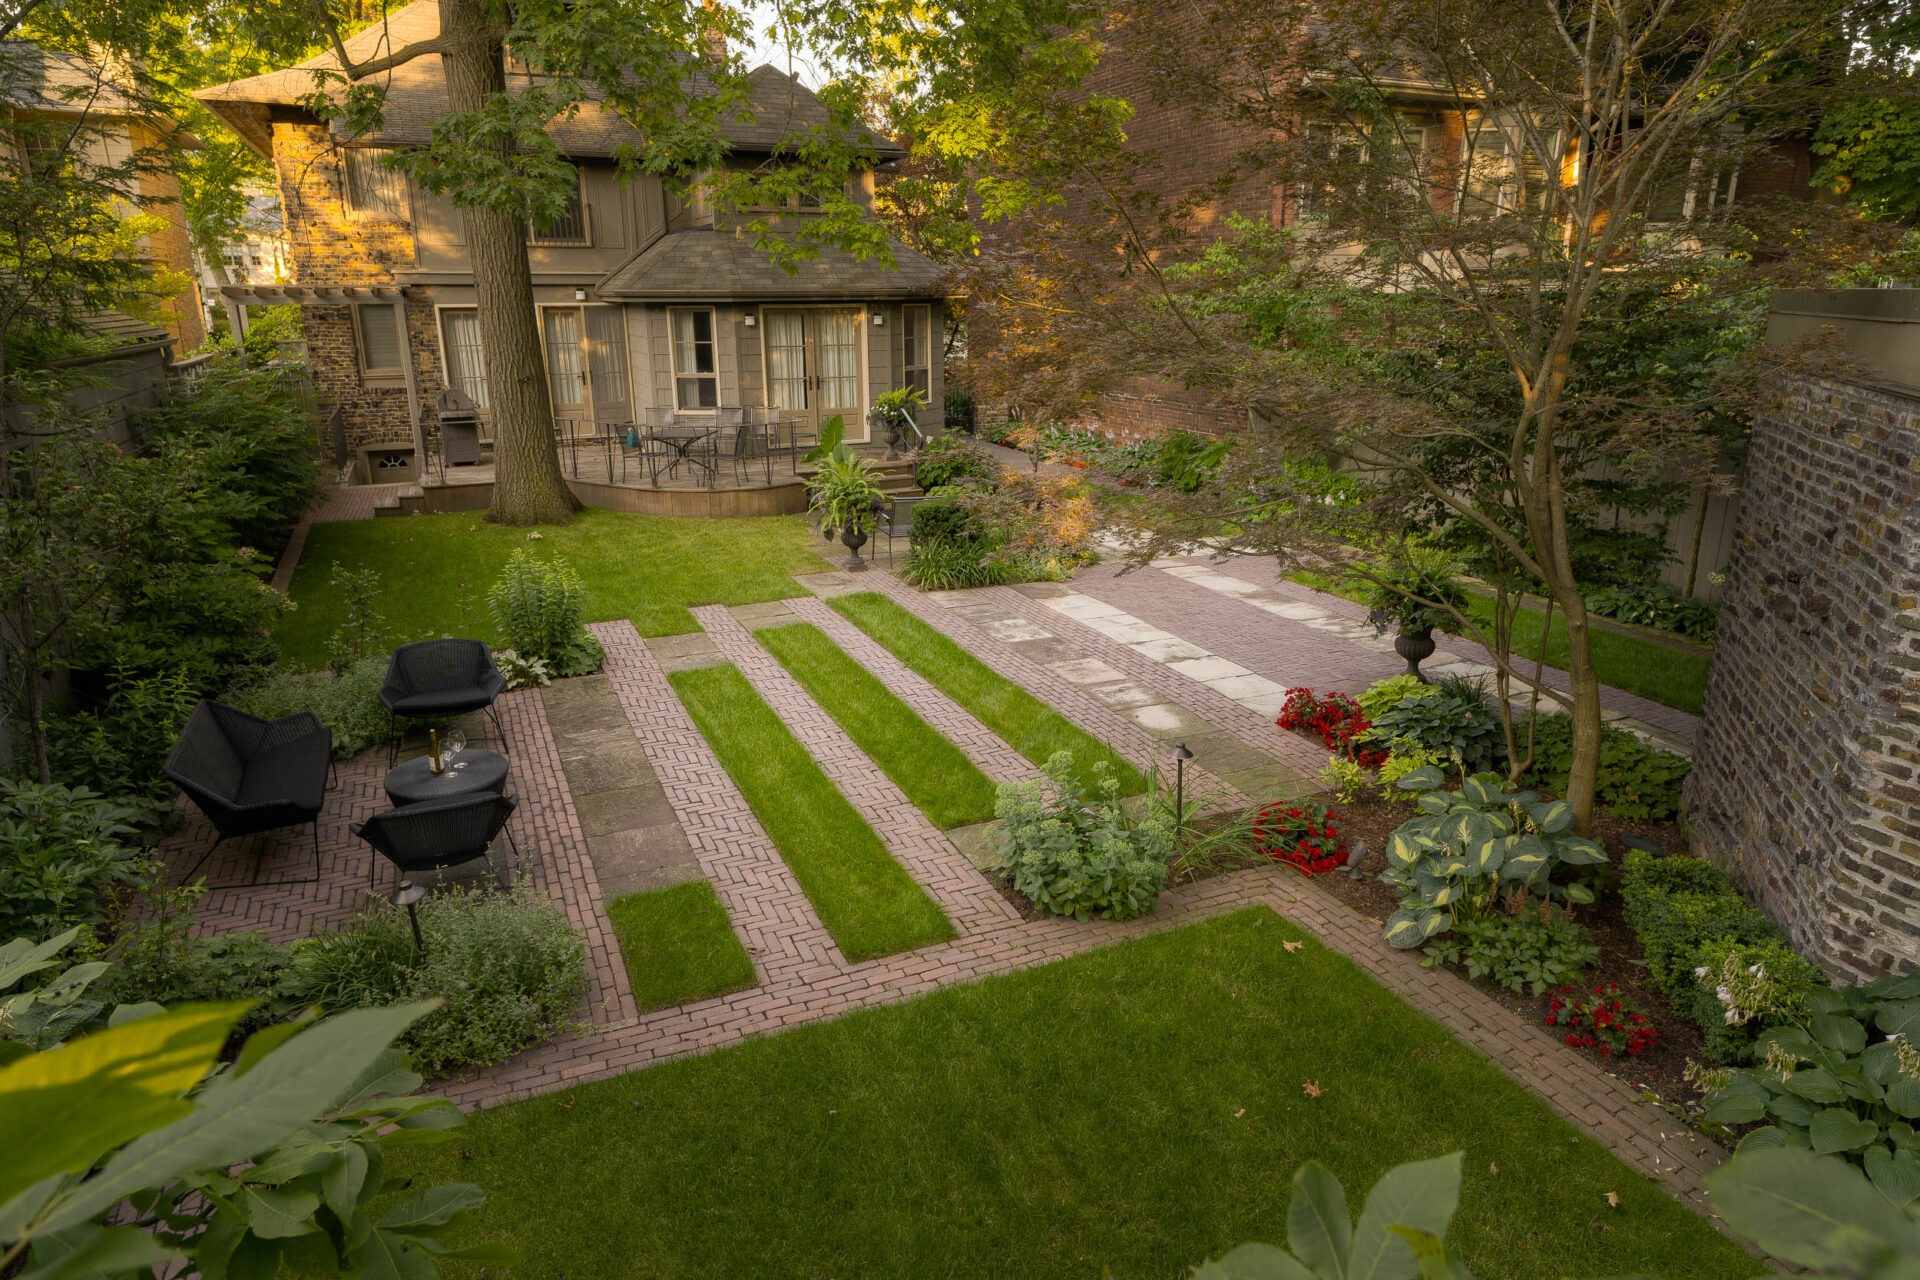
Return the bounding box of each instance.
[1687,374,1920,981]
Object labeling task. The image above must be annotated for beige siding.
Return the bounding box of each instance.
[734,312,764,406]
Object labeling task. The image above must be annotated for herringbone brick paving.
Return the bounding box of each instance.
[693,604,1021,933]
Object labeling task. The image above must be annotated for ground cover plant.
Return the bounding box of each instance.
[275,511,834,667]
[605,881,757,1013]
[756,622,999,828]
[828,591,1144,794]
[388,909,1755,1279]
[995,752,1173,920]
[670,663,954,961]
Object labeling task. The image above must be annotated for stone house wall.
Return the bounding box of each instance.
[1687,373,1920,981]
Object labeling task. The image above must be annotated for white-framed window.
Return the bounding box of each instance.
[902,305,931,401]
[355,303,405,384]
[528,171,589,246]
[670,308,718,409]
[1461,117,1555,214]
[343,147,408,219]
[437,307,489,408]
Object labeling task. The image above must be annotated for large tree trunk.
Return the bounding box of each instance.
[439,0,578,526]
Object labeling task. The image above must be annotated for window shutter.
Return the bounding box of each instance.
[358,305,404,373]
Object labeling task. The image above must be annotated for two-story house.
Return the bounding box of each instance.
[194,0,947,474]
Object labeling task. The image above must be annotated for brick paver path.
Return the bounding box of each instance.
[692,604,1021,933]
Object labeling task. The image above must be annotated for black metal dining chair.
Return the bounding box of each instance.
[165,700,335,887]
[351,791,521,890]
[378,640,508,764]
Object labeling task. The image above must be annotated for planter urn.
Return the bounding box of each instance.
[1394,625,1438,680]
[840,525,871,571]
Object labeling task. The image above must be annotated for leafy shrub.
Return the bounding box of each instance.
[912,433,999,491]
[1380,771,1607,948]
[902,491,1011,590]
[1317,754,1367,804]
[1,926,131,1049]
[0,779,152,942]
[1547,982,1658,1057]
[325,562,391,673]
[489,549,604,677]
[1361,674,1504,775]
[944,382,976,435]
[1356,675,1435,722]
[1517,712,1691,821]
[106,885,295,1035]
[1377,741,1444,802]
[494,649,554,690]
[1251,800,1345,875]
[1703,974,1920,1196]
[282,881,587,1077]
[1620,848,1824,1060]
[228,656,392,759]
[1358,549,1470,633]
[995,752,1173,921]
[1586,583,1719,643]
[44,665,198,809]
[1423,913,1600,995]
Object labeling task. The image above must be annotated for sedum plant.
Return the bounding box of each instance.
[1380,770,1606,948]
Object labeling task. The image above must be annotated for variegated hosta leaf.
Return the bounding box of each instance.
[1415,792,1450,815]
[1384,907,1440,949]
[1387,834,1424,869]
[1554,837,1608,866]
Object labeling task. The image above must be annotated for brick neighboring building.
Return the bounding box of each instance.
[195,0,950,478]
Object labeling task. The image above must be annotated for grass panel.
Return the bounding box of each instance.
[829,591,1145,794]
[756,622,999,829]
[392,908,1753,1279]
[605,881,757,1013]
[275,509,832,667]
[670,663,953,962]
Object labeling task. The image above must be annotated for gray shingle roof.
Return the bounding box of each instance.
[594,228,944,300]
[192,1,902,160]
[0,43,141,115]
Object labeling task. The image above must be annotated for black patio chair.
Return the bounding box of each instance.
[378,640,508,764]
[725,408,771,485]
[882,494,931,564]
[351,791,521,889]
[165,700,335,888]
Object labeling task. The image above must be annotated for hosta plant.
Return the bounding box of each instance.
[1379,770,1607,949]
[1703,973,1920,1202]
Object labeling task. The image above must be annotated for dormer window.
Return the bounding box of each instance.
[529,171,589,245]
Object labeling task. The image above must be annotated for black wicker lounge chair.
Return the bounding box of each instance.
[351,791,520,889]
[378,639,508,763]
[164,700,334,887]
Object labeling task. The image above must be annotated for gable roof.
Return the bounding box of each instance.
[193,1,903,162]
[594,227,945,300]
[1,43,141,117]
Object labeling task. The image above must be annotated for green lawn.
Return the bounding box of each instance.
[275,509,832,668]
[605,881,758,1013]
[670,663,954,962]
[829,592,1146,795]
[1291,570,1710,715]
[392,909,1753,1279]
[756,622,1000,829]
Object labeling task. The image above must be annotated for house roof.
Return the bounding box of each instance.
[594,228,945,300]
[83,307,173,349]
[1,43,141,116]
[192,1,903,161]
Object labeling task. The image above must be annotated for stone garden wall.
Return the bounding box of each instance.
[1688,374,1920,981]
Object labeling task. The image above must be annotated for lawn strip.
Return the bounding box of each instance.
[393,908,1752,1280]
[756,622,999,829]
[669,662,954,961]
[829,591,1145,794]
[605,881,758,1012]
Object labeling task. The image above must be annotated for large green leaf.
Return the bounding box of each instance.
[1811,1015,1868,1056]
[1703,1082,1769,1126]
[1386,834,1423,870]
[1393,766,1444,792]
[15,1223,179,1280]
[1525,800,1574,834]
[1733,1125,1787,1154]
[0,1003,245,1206]
[1384,908,1447,950]
[1784,1068,1848,1105]
[1865,1147,1920,1206]
[1887,1078,1920,1120]
[1458,777,1502,807]
[1195,1244,1321,1280]
[1768,1091,1818,1127]
[241,1185,322,1239]
[1808,1107,1880,1154]
[1708,1147,1920,1271]
[1875,1000,1920,1040]
[36,1002,438,1235]
[0,928,85,994]
[377,1183,485,1231]
[1284,1164,1351,1280]
[1349,1153,1461,1280]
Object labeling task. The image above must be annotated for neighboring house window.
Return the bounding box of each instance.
[439,308,489,408]
[1295,122,1367,218]
[671,308,717,409]
[529,172,589,245]
[1461,119,1554,213]
[344,148,408,219]
[356,304,405,384]
[902,305,930,401]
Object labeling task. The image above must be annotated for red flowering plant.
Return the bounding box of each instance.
[1546,982,1658,1058]
[1276,688,1387,768]
[1252,801,1345,875]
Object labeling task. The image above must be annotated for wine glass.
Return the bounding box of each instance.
[442,728,467,766]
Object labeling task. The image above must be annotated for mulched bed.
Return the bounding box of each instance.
[1305,794,1714,1107]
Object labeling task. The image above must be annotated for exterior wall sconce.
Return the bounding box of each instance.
[871,311,884,326]
[743,313,756,327]
[572,287,589,301]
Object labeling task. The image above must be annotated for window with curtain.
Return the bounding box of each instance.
[344,148,408,219]
[671,308,717,408]
[902,305,931,401]
[439,308,489,408]
[356,304,404,382]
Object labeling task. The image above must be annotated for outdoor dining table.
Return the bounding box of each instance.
[650,424,719,486]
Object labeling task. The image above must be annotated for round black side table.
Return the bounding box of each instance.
[383,750,509,807]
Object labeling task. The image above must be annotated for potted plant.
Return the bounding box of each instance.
[870,387,927,459]
[1360,554,1469,680]
[807,436,888,572]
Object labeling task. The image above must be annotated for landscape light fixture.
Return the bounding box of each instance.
[394,880,428,954]
[1174,741,1195,828]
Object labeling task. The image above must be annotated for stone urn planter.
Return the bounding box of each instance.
[1393,625,1438,680]
[840,524,873,572]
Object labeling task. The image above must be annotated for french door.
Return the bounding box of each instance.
[763,307,865,440]
[542,305,632,430]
